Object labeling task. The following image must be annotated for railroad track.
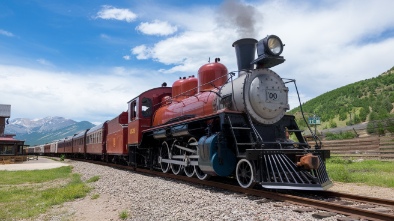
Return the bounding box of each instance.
[81,159,394,221]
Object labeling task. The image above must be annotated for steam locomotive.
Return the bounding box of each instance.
[43,35,332,190]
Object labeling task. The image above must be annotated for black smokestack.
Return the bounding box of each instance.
[232,38,257,72]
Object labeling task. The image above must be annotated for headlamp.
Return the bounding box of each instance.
[251,34,285,68]
[265,35,283,56]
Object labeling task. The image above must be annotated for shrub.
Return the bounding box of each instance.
[367,121,376,134]
[325,131,357,140]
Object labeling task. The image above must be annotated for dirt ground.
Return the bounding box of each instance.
[36,191,127,221]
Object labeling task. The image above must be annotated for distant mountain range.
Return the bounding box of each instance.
[4,116,95,146]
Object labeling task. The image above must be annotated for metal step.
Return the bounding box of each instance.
[236,143,257,146]
[232,127,251,130]
[287,129,303,132]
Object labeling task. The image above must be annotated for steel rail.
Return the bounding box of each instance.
[308,190,394,208]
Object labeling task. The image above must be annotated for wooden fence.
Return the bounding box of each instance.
[310,136,394,160]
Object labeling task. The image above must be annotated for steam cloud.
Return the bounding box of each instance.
[217,0,261,38]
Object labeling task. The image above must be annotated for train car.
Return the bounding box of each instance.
[63,136,74,155]
[73,129,89,158]
[85,121,108,160]
[43,143,50,154]
[34,144,44,155]
[106,112,128,164]
[57,137,68,154]
[127,35,332,190]
[49,140,59,155]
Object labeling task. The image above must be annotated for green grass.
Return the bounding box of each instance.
[86,175,100,183]
[0,166,91,220]
[326,157,394,188]
[0,166,73,185]
[119,210,129,220]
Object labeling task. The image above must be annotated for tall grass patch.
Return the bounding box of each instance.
[0,166,91,220]
[326,157,394,188]
[0,166,72,185]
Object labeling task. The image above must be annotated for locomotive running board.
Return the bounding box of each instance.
[246,149,333,190]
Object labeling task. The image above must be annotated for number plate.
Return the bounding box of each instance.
[266,89,280,102]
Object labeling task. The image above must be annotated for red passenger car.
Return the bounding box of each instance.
[86,121,108,160]
[106,112,128,163]
[73,129,89,158]
[44,143,50,154]
[57,137,68,154]
[63,136,73,154]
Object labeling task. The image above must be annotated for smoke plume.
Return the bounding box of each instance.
[217,0,261,38]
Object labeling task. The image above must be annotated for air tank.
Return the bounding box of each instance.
[182,76,198,97]
[172,77,184,101]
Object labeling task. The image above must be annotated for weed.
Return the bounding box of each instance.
[91,194,100,200]
[119,210,129,220]
[87,175,100,183]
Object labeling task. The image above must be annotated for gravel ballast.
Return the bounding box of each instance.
[35,160,351,221]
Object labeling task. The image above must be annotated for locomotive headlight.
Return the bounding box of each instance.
[251,34,285,68]
[265,35,283,56]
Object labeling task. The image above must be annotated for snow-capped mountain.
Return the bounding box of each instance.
[4,116,95,146]
[6,117,77,134]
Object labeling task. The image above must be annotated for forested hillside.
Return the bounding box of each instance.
[289,66,394,131]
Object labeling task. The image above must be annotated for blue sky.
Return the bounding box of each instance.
[1,0,394,125]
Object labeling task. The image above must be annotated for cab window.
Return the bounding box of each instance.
[141,97,153,118]
[130,101,137,121]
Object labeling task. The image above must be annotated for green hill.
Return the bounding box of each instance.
[289,66,394,133]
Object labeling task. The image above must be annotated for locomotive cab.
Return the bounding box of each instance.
[127,86,172,145]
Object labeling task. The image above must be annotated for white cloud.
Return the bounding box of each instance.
[0,65,175,123]
[95,5,137,22]
[136,20,177,36]
[0,29,14,37]
[131,45,152,60]
[122,55,131,60]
